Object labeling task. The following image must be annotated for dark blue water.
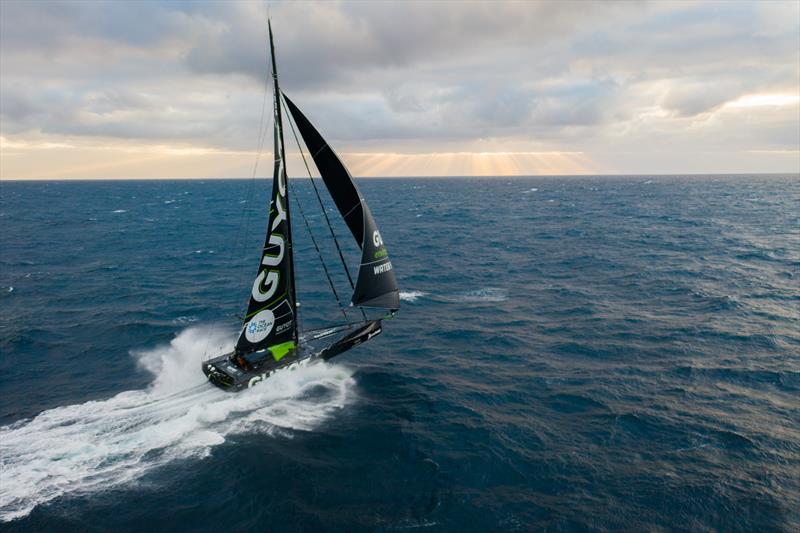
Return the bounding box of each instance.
[1,175,798,531]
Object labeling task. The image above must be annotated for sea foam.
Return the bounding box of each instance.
[399,290,427,302]
[0,326,355,522]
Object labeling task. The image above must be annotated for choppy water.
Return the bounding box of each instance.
[0,175,798,531]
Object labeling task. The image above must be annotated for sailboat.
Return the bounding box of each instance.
[202,21,399,391]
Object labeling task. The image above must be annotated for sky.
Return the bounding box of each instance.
[1,0,798,179]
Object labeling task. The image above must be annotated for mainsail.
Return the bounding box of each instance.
[283,95,400,310]
[235,21,297,357]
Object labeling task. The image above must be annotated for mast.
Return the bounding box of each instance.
[269,20,298,345]
[234,20,298,357]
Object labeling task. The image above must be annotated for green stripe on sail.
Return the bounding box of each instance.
[269,341,296,361]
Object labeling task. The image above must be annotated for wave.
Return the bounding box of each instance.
[452,288,509,303]
[399,290,427,302]
[0,327,355,522]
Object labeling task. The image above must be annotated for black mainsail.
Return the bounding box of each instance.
[283,95,400,310]
[235,21,297,359]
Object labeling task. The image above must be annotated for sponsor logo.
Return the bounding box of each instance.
[248,373,268,387]
[372,230,384,247]
[373,261,393,275]
[247,360,305,387]
[275,320,293,333]
[244,308,275,343]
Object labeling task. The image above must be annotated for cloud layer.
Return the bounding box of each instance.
[1,0,798,178]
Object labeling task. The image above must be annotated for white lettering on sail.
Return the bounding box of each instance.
[373,261,393,275]
[252,270,279,302]
[250,142,288,305]
[261,233,284,266]
[372,230,383,247]
[271,193,286,231]
[277,159,286,196]
[275,321,293,333]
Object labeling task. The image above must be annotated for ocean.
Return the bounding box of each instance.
[0,175,798,531]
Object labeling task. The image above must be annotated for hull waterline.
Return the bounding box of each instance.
[202,319,383,392]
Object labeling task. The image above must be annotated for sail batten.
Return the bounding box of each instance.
[282,94,399,310]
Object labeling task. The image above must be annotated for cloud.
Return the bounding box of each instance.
[0,0,798,177]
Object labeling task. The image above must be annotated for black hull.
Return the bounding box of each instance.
[202,351,315,392]
[202,320,383,392]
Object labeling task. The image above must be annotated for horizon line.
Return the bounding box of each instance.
[2,172,798,182]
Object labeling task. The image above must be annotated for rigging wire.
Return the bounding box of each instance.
[202,30,272,360]
[277,91,351,323]
[301,322,354,335]
[280,98,355,289]
[234,57,273,298]
[280,96,369,322]
[290,192,351,324]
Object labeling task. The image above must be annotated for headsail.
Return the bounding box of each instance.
[283,95,400,310]
[236,21,297,355]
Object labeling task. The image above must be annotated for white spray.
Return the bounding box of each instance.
[0,327,356,522]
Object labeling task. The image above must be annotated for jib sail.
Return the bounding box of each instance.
[283,95,400,310]
[236,21,297,356]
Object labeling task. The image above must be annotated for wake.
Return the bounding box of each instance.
[0,327,355,522]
